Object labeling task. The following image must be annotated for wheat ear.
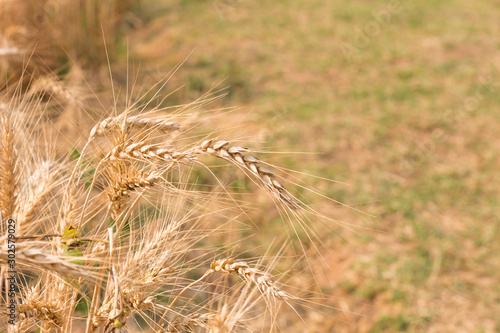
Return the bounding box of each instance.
[208,258,289,300]
[107,166,161,217]
[107,139,300,208]
[17,298,63,329]
[15,162,59,229]
[27,76,76,104]
[193,139,301,208]
[165,313,215,332]
[90,114,180,138]
[0,246,89,278]
[0,114,17,221]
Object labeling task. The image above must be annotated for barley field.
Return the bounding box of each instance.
[1,0,499,332]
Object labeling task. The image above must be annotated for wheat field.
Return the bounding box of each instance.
[2,0,500,332]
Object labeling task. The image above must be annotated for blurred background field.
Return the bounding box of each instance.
[123,1,500,331]
[3,0,500,331]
